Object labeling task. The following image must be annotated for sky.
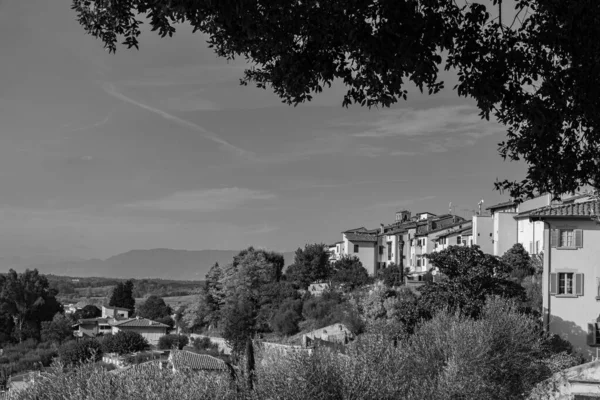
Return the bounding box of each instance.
[0,0,526,259]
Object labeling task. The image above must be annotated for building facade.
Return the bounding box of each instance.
[530,199,600,360]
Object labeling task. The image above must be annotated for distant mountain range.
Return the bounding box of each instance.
[0,249,296,281]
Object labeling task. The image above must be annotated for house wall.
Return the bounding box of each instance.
[519,194,551,213]
[473,215,493,254]
[542,219,600,360]
[493,212,517,256]
[517,218,545,255]
[78,323,98,337]
[347,241,376,275]
[113,326,167,346]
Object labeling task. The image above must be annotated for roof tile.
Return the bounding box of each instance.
[169,350,229,371]
[529,199,600,218]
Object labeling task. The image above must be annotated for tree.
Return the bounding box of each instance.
[101,331,149,355]
[136,295,172,321]
[330,256,371,291]
[222,296,257,355]
[0,269,63,342]
[270,298,303,336]
[182,287,213,333]
[285,243,331,289]
[108,280,135,312]
[73,305,101,320]
[377,263,403,287]
[58,339,102,365]
[420,245,526,319]
[157,334,189,350]
[72,1,600,200]
[502,243,534,280]
[41,313,74,344]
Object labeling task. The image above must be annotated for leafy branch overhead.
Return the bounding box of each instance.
[71,0,600,200]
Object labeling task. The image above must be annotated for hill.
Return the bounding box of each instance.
[0,249,296,281]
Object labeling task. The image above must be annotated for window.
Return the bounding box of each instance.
[535,241,540,254]
[354,244,359,253]
[587,323,600,347]
[551,229,583,249]
[416,256,422,267]
[379,245,384,255]
[550,272,583,296]
[456,236,461,245]
[387,242,392,260]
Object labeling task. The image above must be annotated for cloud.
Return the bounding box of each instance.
[349,105,503,139]
[122,188,276,212]
[244,224,279,235]
[390,150,419,156]
[369,195,437,209]
[102,82,255,159]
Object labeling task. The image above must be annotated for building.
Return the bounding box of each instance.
[328,242,343,263]
[529,199,600,360]
[531,359,600,399]
[341,227,379,275]
[111,317,169,346]
[301,323,354,347]
[102,305,130,319]
[73,317,114,338]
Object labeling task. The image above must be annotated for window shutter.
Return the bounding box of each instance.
[550,229,558,248]
[588,323,597,346]
[529,242,533,254]
[575,229,583,248]
[550,273,558,295]
[576,273,584,296]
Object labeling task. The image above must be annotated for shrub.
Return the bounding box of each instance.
[271,310,301,336]
[191,337,217,351]
[58,339,102,365]
[157,334,189,350]
[100,331,149,355]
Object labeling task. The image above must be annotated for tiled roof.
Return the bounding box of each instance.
[345,233,378,242]
[112,318,169,328]
[342,227,367,233]
[169,350,229,371]
[528,199,600,218]
[462,229,473,236]
[486,200,516,210]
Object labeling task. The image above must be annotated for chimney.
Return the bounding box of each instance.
[380,223,385,235]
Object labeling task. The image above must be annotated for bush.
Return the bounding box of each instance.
[100,331,149,355]
[271,310,301,336]
[157,334,189,350]
[58,339,102,365]
[191,337,218,351]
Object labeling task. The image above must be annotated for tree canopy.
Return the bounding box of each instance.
[72,0,600,200]
[0,269,63,342]
[285,243,331,289]
[108,280,135,312]
[136,295,172,321]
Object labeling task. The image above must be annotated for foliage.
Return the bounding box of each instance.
[285,243,331,289]
[377,263,403,287]
[108,280,135,312]
[0,269,63,342]
[8,362,238,400]
[191,337,218,352]
[136,295,172,321]
[502,243,534,280]
[58,339,102,365]
[0,340,58,379]
[100,331,149,355]
[41,313,74,345]
[271,309,302,336]
[73,305,101,320]
[157,334,189,351]
[421,245,526,318]
[521,275,543,317]
[222,296,257,356]
[330,256,371,291]
[72,0,600,200]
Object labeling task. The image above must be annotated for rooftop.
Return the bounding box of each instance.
[103,306,131,311]
[485,200,516,211]
[529,199,600,219]
[344,232,378,242]
[168,350,229,372]
[112,317,170,328]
